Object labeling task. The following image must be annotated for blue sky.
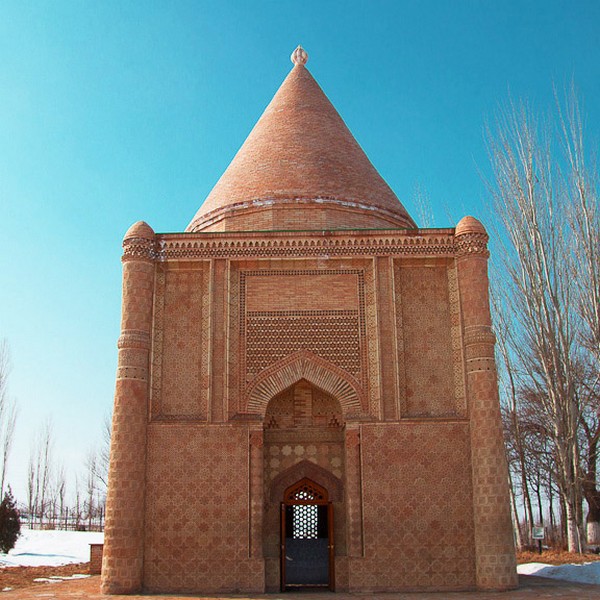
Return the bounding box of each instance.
[1,0,599,501]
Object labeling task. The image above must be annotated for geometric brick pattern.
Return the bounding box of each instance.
[143,425,264,593]
[398,261,457,417]
[354,422,476,591]
[160,230,457,260]
[247,312,361,376]
[447,263,468,414]
[264,432,345,489]
[240,269,366,384]
[225,260,381,417]
[376,256,399,420]
[103,219,518,594]
[150,265,209,420]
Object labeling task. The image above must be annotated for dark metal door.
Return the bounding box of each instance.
[281,501,334,590]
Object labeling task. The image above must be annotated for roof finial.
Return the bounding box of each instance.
[291,45,308,66]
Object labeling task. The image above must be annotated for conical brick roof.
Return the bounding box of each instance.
[187,47,415,232]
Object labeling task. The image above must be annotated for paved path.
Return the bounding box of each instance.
[3,576,600,599]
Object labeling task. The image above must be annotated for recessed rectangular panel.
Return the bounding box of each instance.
[399,264,456,417]
[159,268,206,418]
[245,273,359,312]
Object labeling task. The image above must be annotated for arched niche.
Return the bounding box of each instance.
[247,350,364,418]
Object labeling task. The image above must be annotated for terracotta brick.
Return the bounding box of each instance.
[102,51,516,595]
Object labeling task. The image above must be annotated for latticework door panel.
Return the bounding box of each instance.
[292,505,318,539]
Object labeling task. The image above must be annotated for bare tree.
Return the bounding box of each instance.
[85,449,97,530]
[493,289,535,546]
[27,419,54,526]
[0,341,18,498]
[557,88,600,543]
[486,96,587,552]
[93,413,111,490]
[56,465,67,529]
[73,474,83,531]
[412,183,435,228]
[82,413,111,531]
[559,87,600,360]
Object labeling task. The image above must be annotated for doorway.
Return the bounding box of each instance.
[280,478,334,591]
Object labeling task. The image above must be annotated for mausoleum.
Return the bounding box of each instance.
[102,46,517,594]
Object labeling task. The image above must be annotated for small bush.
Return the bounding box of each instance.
[0,487,20,553]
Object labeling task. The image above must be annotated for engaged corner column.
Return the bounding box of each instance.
[102,222,156,595]
[455,216,518,591]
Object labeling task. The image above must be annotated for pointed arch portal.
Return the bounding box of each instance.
[281,478,335,592]
[247,349,363,417]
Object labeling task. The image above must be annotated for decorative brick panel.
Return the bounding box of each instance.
[247,312,361,376]
[151,264,209,420]
[376,256,399,420]
[397,260,458,417]
[241,269,365,383]
[353,422,476,591]
[143,425,264,593]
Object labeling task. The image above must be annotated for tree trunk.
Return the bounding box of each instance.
[548,478,556,532]
[559,494,567,548]
[585,490,600,545]
[565,499,583,553]
[508,473,523,550]
[534,477,544,525]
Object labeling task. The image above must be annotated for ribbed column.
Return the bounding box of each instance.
[102,222,155,594]
[455,216,517,591]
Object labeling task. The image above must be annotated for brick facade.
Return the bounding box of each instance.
[101,49,517,594]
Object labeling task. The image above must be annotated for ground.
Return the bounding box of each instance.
[1,553,600,594]
[0,561,89,591]
[2,531,600,596]
[2,573,600,600]
[517,550,600,565]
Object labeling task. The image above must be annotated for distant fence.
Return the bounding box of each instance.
[25,521,104,532]
[21,515,104,532]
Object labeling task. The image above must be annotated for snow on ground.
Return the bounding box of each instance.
[518,561,600,585]
[0,528,104,567]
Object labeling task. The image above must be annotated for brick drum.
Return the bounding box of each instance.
[101,47,518,594]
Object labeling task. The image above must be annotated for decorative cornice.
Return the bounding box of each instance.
[122,237,157,262]
[155,230,457,261]
[454,232,489,258]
